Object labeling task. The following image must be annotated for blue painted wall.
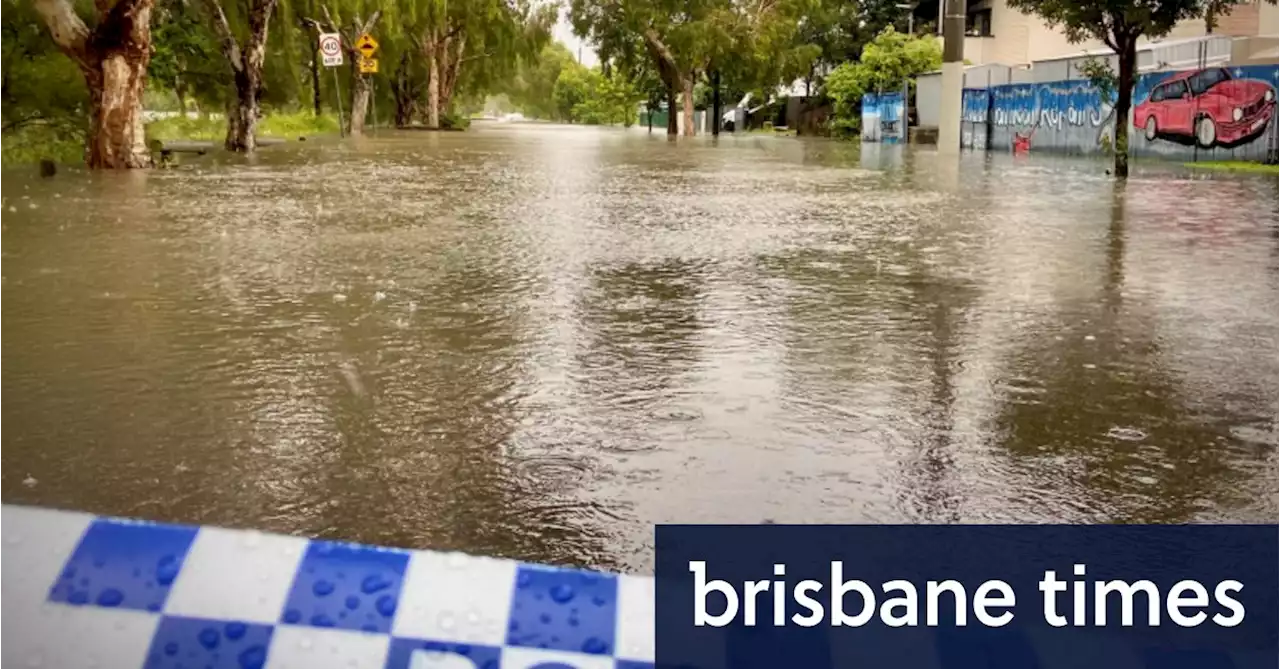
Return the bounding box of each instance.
[861,92,905,143]
[988,79,1117,155]
[961,64,1278,163]
[961,88,992,150]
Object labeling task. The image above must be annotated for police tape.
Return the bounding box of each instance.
[1,504,654,669]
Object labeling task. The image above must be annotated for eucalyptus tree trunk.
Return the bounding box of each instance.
[204,0,279,152]
[421,25,458,130]
[33,0,154,168]
[682,72,696,137]
[643,28,683,137]
[666,85,678,135]
[438,35,467,124]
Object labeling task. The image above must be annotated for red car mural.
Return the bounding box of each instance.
[1134,67,1276,148]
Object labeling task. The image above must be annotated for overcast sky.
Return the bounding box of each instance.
[552,10,600,67]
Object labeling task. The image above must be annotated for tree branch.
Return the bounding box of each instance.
[460,51,493,64]
[32,0,93,69]
[201,0,243,72]
[320,5,338,29]
[93,0,153,52]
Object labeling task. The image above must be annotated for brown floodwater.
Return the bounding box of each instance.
[2,125,1277,573]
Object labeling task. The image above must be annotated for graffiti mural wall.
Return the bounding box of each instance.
[960,64,1278,163]
[861,92,905,143]
[961,88,992,150]
[1131,65,1279,162]
[988,80,1116,155]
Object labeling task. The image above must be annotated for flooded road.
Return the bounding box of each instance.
[3,125,1277,572]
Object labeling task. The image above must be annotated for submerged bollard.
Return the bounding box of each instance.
[1,504,655,669]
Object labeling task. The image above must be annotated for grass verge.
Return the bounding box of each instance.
[145,111,340,142]
[3,112,341,165]
[1,124,85,165]
[1183,160,1279,175]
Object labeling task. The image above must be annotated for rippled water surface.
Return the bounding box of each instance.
[3,125,1277,572]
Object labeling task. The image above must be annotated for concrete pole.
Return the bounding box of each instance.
[903,12,913,129]
[937,0,966,154]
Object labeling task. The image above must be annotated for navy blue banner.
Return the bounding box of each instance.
[655,525,1277,669]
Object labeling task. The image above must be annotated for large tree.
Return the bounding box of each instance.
[201,0,279,152]
[1007,0,1207,178]
[570,0,813,137]
[411,0,552,129]
[32,0,155,168]
[568,0,727,136]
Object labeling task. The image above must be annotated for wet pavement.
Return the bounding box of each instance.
[3,124,1277,573]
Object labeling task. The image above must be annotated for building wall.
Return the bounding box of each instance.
[916,73,942,128]
[971,0,1272,67]
[1261,2,1278,36]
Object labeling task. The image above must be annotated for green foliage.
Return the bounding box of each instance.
[503,42,578,119]
[151,0,228,112]
[2,124,85,165]
[1077,56,1117,103]
[823,28,940,132]
[568,0,816,101]
[574,71,644,126]
[2,0,90,138]
[830,28,941,97]
[441,112,471,129]
[551,63,643,126]
[793,0,922,90]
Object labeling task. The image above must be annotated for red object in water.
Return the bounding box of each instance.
[1013,133,1031,153]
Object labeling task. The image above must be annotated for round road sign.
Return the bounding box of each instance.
[319,34,341,57]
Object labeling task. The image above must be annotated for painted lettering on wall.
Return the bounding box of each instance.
[991,81,1112,131]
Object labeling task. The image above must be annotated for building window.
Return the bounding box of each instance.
[966,8,993,37]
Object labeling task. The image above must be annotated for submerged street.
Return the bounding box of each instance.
[3,125,1277,572]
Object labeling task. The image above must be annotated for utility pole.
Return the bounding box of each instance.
[897,4,915,139]
[937,0,965,154]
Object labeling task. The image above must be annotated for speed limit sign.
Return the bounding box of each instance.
[318,33,343,67]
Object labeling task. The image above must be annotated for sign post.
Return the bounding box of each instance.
[355,33,379,134]
[317,32,346,136]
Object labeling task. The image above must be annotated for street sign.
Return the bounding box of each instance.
[355,33,379,58]
[359,57,378,74]
[318,32,343,67]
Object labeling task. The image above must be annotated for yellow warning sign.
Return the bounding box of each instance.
[359,57,378,74]
[355,33,379,57]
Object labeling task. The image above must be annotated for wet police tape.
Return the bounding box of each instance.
[1,504,654,669]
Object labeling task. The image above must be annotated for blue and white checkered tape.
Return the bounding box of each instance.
[1,504,654,669]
